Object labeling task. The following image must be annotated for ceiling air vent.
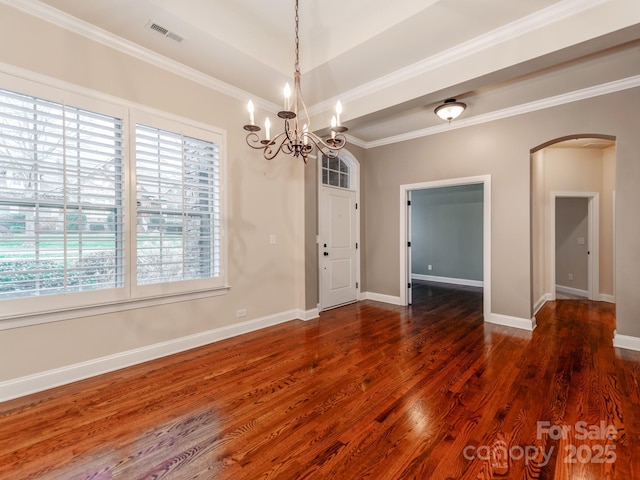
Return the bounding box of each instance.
[145,20,183,43]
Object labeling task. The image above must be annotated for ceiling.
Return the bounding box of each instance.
[19,0,640,147]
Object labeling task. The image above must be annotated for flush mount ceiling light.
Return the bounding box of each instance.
[243,0,347,163]
[434,98,467,122]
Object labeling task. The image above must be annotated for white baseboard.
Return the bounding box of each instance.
[486,313,537,331]
[412,274,483,288]
[0,310,302,403]
[599,293,615,303]
[534,293,553,315]
[297,308,319,321]
[613,331,640,351]
[362,292,404,306]
[556,284,588,298]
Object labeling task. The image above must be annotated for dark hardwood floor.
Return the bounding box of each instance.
[1,280,639,479]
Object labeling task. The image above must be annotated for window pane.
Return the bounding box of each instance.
[340,173,349,189]
[0,89,124,299]
[329,170,339,187]
[135,125,220,286]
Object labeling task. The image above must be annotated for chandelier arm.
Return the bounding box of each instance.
[283,118,296,143]
[245,131,264,150]
[304,131,347,159]
[262,132,290,160]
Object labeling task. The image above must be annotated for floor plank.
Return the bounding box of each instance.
[0,280,638,479]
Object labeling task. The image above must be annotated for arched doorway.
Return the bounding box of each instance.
[530,134,616,315]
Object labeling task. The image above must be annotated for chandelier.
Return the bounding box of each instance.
[243,0,347,163]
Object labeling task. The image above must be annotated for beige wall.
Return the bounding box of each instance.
[0,4,306,381]
[364,89,640,335]
[602,147,616,297]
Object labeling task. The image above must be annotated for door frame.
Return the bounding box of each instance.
[317,149,360,311]
[550,191,599,300]
[399,175,491,320]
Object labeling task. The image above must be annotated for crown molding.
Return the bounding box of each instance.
[365,75,640,148]
[6,0,607,121]
[0,0,280,113]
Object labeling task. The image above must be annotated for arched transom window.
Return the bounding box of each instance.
[322,155,350,189]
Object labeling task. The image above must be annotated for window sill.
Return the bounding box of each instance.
[0,286,231,331]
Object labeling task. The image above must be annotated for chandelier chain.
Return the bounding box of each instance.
[294,0,300,77]
[242,0,347,162]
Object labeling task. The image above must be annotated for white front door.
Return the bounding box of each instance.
[320,186,358,310]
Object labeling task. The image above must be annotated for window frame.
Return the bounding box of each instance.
[321,154,351,190]
[130,110,226,298]
[0,71,228,328]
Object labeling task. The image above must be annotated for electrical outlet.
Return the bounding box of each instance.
[428,264,433,271]
[236,309,247,318]
[568,274,573,281]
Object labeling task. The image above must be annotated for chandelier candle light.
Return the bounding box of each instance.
[243,0,347,163]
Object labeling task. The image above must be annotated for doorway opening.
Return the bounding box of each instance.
[553,194,598,300]
[400,175,491,321]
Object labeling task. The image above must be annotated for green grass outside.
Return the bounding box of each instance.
[0,233,183,259]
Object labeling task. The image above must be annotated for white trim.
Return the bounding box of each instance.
[534,293,553,315]
[0,309,304,402]
[400,175,491,321]
[412,274,483,288]
[486,313,537,331]
[407,190,413,305]
[362,292,403,306]
[556,285,589,298]
[599,293,615,303]
[613,331,640,352]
